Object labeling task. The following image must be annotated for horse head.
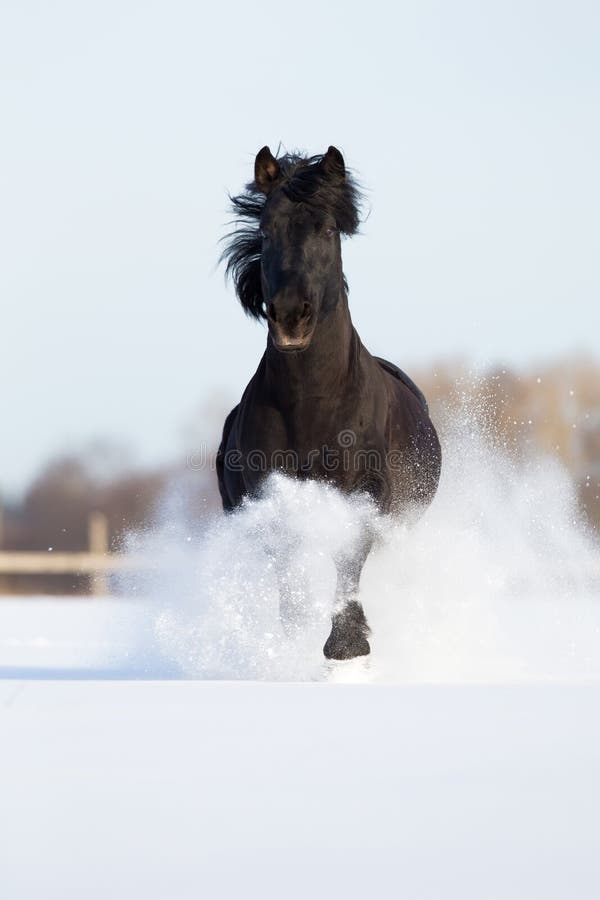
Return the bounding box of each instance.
[223,146,361,353]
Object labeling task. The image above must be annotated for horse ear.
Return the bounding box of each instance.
[254,146,280,193]
[320,145,346,180]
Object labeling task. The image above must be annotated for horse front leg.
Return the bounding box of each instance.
[323,535,373,660]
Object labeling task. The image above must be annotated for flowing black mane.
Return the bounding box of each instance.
[221,152,362,319]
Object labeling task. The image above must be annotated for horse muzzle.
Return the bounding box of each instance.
[266,299,315,352]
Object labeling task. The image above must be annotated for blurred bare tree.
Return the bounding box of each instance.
[417,355,600,531]
[0,437,221,594]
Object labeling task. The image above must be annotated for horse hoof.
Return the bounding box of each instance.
[323,631,371,661]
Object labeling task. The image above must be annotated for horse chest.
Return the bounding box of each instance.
[239,394,385,489]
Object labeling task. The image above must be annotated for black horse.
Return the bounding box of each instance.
[218,146,441,660]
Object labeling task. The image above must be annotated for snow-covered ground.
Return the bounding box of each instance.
[1,594,600,899]
[2,419,600,897]
[2,679,600,899]
[0,598,150,678]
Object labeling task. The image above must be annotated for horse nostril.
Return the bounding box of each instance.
[300,302,311,321]
[267,302,277,322]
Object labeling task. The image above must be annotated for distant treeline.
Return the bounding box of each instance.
[0,446,220,594]
[1,355,599,593]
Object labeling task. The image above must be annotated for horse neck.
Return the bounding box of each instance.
[264,292,359,402]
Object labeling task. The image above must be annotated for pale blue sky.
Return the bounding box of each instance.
[1,0,599,495]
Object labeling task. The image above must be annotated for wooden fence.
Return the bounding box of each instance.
[0,512,141,596]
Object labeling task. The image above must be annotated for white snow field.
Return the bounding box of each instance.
[1,419,600,897]
[1,681,600,900]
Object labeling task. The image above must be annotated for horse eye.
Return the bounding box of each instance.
[325,226,337,237]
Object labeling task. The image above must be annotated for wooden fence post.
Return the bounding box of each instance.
[88,511,109,596]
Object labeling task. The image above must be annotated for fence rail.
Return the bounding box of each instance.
[0,552,140,574]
